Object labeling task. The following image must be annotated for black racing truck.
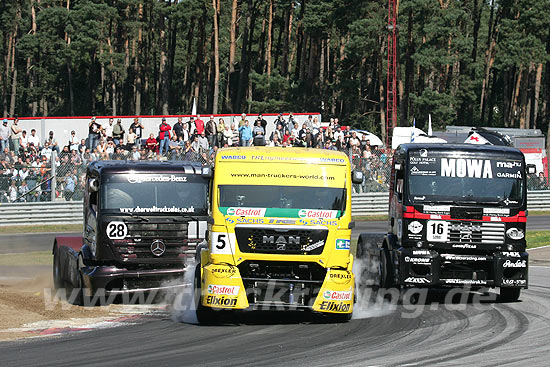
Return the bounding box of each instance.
[53,160,210,305]
[357,144,535,301]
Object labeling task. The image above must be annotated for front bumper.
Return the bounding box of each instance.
[200,262,354,314]
[81,265,187,295]
[396,248,528,288]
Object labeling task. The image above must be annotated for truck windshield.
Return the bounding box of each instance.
[407,153,524,206]
[100,173,208,215]
[219,185,346,214]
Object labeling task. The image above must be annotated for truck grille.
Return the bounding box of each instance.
[448,222,505,244]
[110,220,206,264]
[234,225,328,255]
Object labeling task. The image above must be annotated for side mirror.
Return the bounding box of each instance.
[201,166,213,179]
[352,170,364,184]
[89,178,99,192]
[526,164,536,174]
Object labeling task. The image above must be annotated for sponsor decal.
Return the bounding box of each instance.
[127,174,187,184]
[303,240,325,252]
[424,205,451,214]
[501,251,520,257]
[497,171,522,179]
[220,155,246,160]
[404,277,430,284]
[441,158,493,179]
[404,256,431,264]
[483,208,510,216]
[444,279,488,285]
[408,221,423,234]
[298,218,338,226]
[211,267,237,278]
[205,295,238,307]
[106,221,128,240]
[329,272,353,284]
[497,161,522,169]
[319,301,351,312]
[502,279,526,286]
[419,149,428,158]
[298,209,338,219]
[412,250,431,255]
[442,254,487,261]
[452,243,477,249]
[506,228,525,240]
[120,205,195,214]
[335,239,350,250]
[207,285,240,296]
[503,259,527,268]
[268,218,296,225]
[226,207,266,217]
[323,290,352,301]
[410,165,437,176]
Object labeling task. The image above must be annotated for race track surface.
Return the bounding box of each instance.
[0,269,548,366]
[1,220,549,366]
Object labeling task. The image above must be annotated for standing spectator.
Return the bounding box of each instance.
[18,180,30,202]
[146,133,159,153]
[270,123,284,143]
[222,123,233,146]
[112,118,125,146]
[239,120,252,146]
[173,117,185,140]
[69,130,79,151]
[0,119,9,151]
[20,130,28,151]
[78,138,87,152]
[10,118,22,153]
[349,131,360,149]
[159,117,171,155]
[45,130,59,153]
[8,180,17,202]
[88,117,101,150]
[64,170,77,201]
[231,123,240,146]
[288,112,297,127]
[187,116,196,134]
[130,117,144,147]
[205,115,218,148]
[198,132,209,151]
[238,113,247,127]
[217,118,225,147]
[41,142,53,160]
[104,118,114,140]
[274,113,286,130]
[126,127,137,150]
[194,114,205,135]
[191,135,201,152]
[28,129,41,149]
[304,115,314,129]
[253,120,265,146]
[256,114,267,131]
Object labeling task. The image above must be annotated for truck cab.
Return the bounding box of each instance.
[194,147,362,322]
[358,144,533,301]
[53,160,210,304]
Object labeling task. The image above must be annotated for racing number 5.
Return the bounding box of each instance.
[216,234,227,249]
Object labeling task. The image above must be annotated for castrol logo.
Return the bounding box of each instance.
[323,290,352,301]
[226,207,266,217]
[298,209,337,219]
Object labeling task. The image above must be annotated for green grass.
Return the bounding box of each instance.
[0,251,52,266]
[526,231,550,249]
[0,224,81,234]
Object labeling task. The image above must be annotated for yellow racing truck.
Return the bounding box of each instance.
[194,147,363,323]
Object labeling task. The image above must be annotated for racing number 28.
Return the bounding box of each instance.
[106,221,128,239]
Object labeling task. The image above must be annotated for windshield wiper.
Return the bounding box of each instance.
[125,212,149,222]
[175,212,200,222]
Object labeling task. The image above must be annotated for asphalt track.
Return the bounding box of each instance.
[0,219,549,366]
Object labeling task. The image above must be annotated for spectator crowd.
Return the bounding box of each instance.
[2,113,548,202]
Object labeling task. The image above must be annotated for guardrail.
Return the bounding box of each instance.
[1,191,549,226]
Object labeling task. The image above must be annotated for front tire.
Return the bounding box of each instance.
[194,267,218,325]
[52,247,63,290]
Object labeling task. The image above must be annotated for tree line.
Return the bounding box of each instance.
[1,0,550,143]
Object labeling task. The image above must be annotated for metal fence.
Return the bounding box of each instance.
[2,191,549,226]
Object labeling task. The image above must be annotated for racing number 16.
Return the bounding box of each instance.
[426,220,448,242]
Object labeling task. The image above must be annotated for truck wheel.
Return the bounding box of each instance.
[499,288,521,302]
[52,247,63,290]
[194,267,218,325]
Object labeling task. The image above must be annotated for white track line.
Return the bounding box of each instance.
[528,245,550,251]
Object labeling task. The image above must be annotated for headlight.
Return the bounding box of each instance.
[506,228,524,240]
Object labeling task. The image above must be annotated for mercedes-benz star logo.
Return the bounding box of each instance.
[150,240,166,256]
